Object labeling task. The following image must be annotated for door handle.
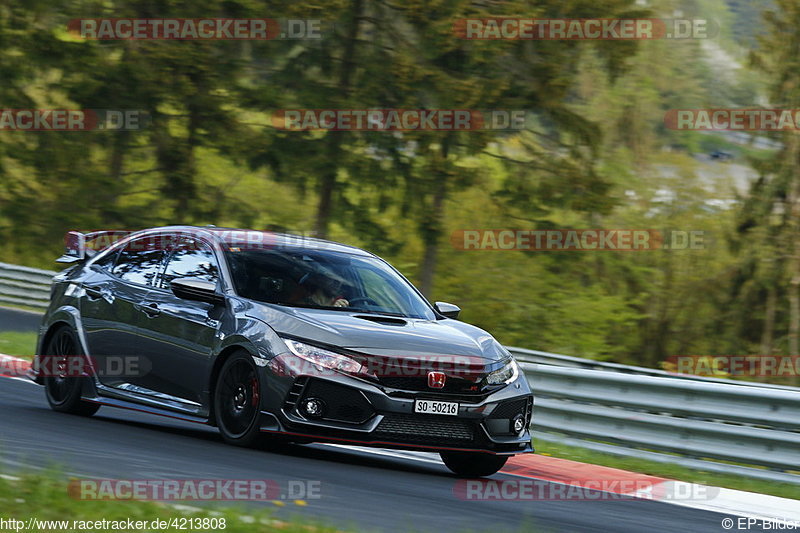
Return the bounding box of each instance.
[84,284,114,303]
[137,302,161,318]
[84,285,103,299]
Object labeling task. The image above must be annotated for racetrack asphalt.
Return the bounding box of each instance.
[0,307,759,532]
[0,306,41,333]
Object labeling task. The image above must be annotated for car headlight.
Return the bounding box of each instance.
[282,339,366,375]
[485,358,520,385]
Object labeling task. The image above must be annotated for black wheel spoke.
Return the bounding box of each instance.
[217,359,260,439]
[46,330,81,404]
[42,327,99,418]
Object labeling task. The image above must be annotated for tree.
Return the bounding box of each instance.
[745,0,800,381]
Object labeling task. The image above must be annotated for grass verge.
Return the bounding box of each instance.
[0,331,37,359]
[534,438,800,501]
[1,471,349,533]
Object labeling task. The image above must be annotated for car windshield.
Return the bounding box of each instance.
[224,247,436,320]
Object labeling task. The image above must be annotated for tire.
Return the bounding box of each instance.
[440,451,509,477]
[43,326,100,417]
[214,350,264,447]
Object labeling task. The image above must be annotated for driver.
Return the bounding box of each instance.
[298,272,349,308]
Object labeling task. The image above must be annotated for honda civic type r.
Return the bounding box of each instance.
[33,226,533,477]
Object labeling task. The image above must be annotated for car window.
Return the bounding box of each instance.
[92,248,120,271]
[356,268,407,311]
[111,238,166,286]
[224,248,435,319]
[160,239,219,290]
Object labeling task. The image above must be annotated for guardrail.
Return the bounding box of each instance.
[1,261,799,483]
[508,346,798,390]
[0,262,54,310]
[525,362,800,484]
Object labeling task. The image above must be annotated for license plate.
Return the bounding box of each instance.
[414,399,459,416]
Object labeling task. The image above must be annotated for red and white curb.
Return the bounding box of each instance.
[3,353,798,523]
[0,354,35,384]
[503,454,800,524]
[326,445,800,524]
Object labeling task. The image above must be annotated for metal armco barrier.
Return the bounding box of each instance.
[1,262,799,483]
[508,346,797,390]
[524,362,800,484]
[0,262,54,310]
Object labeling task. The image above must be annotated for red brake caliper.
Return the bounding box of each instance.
[57,356,68,378]
[250,377,260,407]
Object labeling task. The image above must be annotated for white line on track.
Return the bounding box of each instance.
[3,351,797,524]
[321,446,800,524]
[318,444,443,465]
[1,376,38,385]
[0,354,38,385]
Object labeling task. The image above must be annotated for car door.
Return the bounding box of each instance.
[80,236,165,388]
[132,235,223,404]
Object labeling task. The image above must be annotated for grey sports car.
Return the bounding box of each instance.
[33,226,533,477]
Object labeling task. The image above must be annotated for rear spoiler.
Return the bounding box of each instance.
[57,230,130,263]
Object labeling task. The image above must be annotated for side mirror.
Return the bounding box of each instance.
[171,278,225,305]
[434,301,461,319]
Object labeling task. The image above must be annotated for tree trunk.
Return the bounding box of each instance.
[789,273,799,385]
[761,284,776,357]
[314,136,340,238]
[314,0,363,238]
[419,173,447,297]
[645,250,673,367]
[418,138,451,297]
[102,131,128,225]
[183,103,200,219]
[787,135,800,385]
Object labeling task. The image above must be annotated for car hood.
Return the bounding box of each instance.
[246,303,508,362]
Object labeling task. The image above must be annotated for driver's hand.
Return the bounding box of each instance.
[332,298,349,307]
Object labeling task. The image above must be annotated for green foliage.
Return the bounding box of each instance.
[0,0,796,376]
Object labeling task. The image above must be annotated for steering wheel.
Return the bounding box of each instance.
[347,296,380,308]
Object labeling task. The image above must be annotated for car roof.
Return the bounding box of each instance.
[143,225,374,257]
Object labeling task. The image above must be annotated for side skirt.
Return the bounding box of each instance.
[82,380,211,425]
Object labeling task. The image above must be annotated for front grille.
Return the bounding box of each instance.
[298,379,375,424]
[378,376,483,395]
[489,399,528,420]
[375,414,474,442]
[385,390,493,404]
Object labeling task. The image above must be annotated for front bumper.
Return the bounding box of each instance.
[260,370,534,455]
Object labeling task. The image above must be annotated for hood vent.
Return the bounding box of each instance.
[353,314,408,326]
